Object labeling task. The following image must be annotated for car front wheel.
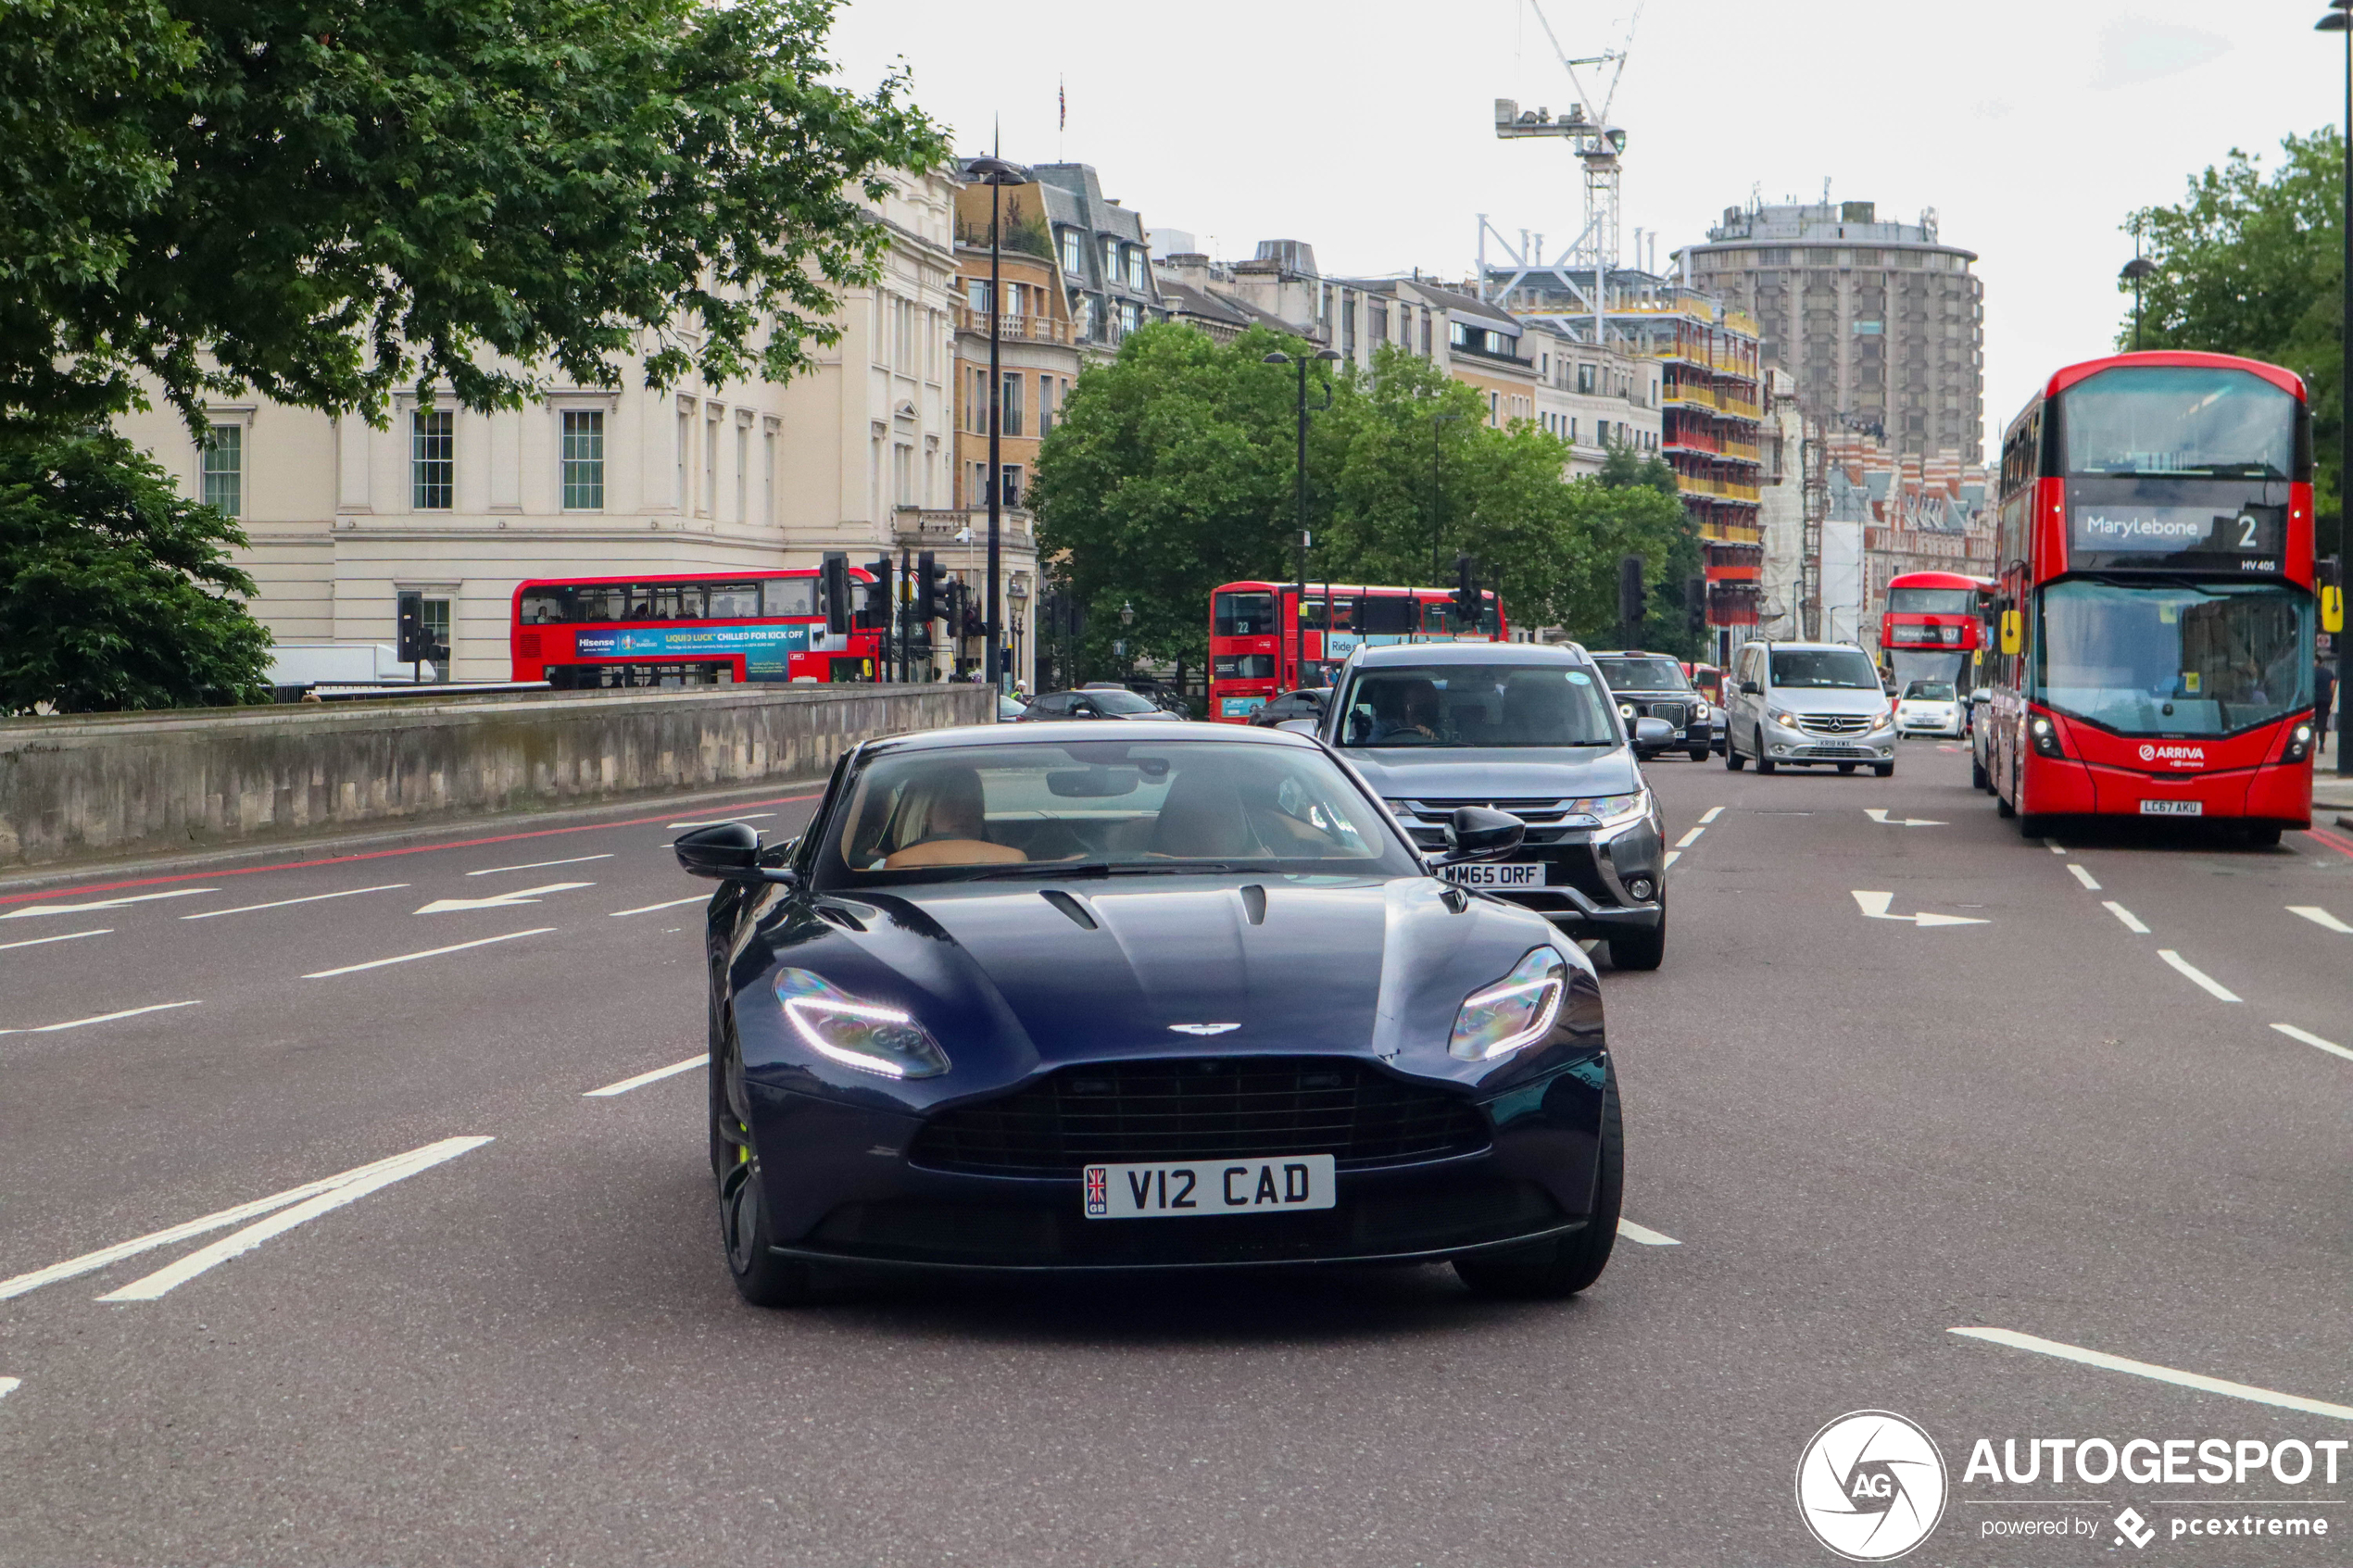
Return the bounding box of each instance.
[712,1016,823,1308]
[1724,734,1745,771]
[1755,732,1776,774]
[1607,913,1666,972]
[1455,1060,1622,1298]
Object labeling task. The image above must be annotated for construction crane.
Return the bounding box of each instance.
[1485,2,1640,343]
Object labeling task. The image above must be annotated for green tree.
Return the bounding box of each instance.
[0,0,946,436]
[2126,129,2344,529]
[0,430,271,711]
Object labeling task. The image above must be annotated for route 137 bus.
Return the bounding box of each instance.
[1983,351,2327,843]
[510,568,884,688]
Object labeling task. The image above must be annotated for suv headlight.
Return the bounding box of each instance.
[774,970,950,1079]
[1567,791,1649,828]
[1449,947,1567,1061]
[1770,709,1807,731]
[1691,698,1710,719]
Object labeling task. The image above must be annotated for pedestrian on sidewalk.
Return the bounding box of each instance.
[2317,654,2337,750]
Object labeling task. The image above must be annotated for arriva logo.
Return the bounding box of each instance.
[2138,743,2207,765]
[1796,1411,1948,1561]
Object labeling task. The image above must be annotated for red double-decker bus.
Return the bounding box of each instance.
[510,569,884,688]
[1984,351,2319,842]
[1208,581,1506,722]
[1880,571,1991,695]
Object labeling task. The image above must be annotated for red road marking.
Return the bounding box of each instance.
[2304,823,2353,860]
[0,794,822,908]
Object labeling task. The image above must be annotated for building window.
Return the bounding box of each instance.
[202,422,242,518]
[560,410,604,509]
[736,423,749,522]
[411,408,453,509]
[1101,236,1117,281]
[967,278,989,313]
[1577,363,1596,395]
[1420,311,1432,356]
[1488,390,1499,424]
[1120,300,1139,335]
[1061,229,1082,276]
[1125,246,1145,291]
[1039,374,1055,435]
[893,443,913,508]
[763,426,776,526]
[1000,464,1024,508]
[703,416,719,517]
[1001,372,1024,437]
[1569,418,1579,445]
[968,459,988,507]
[676,407,690,508]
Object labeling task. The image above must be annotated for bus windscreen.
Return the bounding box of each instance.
[2061,367,2297,481]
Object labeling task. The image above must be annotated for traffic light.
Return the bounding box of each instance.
[1617,555,1646,643]
[1686,575,1709,638]
[914,551,945,626]
[858,556,894,631]
[396,592,426,664]
[821,552,851,635]
[1452,554,1479,631]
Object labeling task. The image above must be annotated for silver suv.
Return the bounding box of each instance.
[1722,641,1898,777]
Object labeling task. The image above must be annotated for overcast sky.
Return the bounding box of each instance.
[830,1,2342,457]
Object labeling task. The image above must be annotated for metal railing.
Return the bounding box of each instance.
[953,307,1075,345]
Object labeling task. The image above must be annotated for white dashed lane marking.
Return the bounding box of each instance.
[2158,949,2241,1003]
[181,884,409,921]
[1663,851,1680,869]
[1617,1219,1681,1247]
[1951,1326,2353,1422]
[1674,827,1705,849]
[584,1056,707,1098]
[0,1000,201,1036]
[0,929,110,954]
[0,1377,18,1402]
[2271,1023,2353,1062]
[610,896,709,918]
[2288,906,2353,935]
[1699,806,1724,824]
[2103,902,2150,935]
[668,813,775,830]
[2067,864,2100,891]
[303,929,554,979]
[0,889,217,921]
[466,854,615,877]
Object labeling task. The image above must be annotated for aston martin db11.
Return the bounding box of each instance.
[673,721,1622,1305]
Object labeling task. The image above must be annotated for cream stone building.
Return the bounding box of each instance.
[116,169,1038,687]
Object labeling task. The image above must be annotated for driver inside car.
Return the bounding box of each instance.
[878,766,1027,869]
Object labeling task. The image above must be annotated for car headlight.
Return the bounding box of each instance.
[1691,699,1710,719]
[1771,709,1807,731]
[774,969,950,1079]
[1448,947,1567,1061]
[1566,791,1650,828]
[1617,702,1636,720]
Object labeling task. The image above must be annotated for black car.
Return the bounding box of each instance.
[1248,687,1330,728]
[1589,651,1712,762]
[673,721,1622,1306]
[1315,642,1672,970]
[1015,688,1165,721]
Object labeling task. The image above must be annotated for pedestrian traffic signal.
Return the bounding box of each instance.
[858,556,894,631]
[821,552,851,636]
[1453,554,1479,630]
[915,552,945,625]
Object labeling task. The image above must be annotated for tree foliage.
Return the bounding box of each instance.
[0,430,271,711]
[0,0,946,436]
[2126,128,2344,523]
[1032,326,1700,680]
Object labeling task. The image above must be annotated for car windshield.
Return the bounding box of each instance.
[1083,690,1158,714]
[1337,663,1617,747]
[1592,657,1691,692]
[2035,580,2310,736]
[818,741,1417,884]
[1902,682,1957,701]
[1769,649,1881,690]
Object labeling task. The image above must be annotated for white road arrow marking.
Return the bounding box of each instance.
[1863,809,1946,827]
[96,1137,492,1301]
[0,1376,18,1401]
[1617,1218,1681,1247]
[584,1054,707,1097]
[0,888,217,921]
[412,881,593,915]
[2288,905,2353,935]
[1851,891,1989,927]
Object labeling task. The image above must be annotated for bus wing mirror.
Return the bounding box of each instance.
[2324,585,2345,635]
[1999,609,2023,656]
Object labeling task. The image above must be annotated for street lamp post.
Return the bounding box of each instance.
[1119,599,1135,681]
[1429,411,1465,584]
[2120,255,2156,351]
[2324,0,2353,771]
[1263,347,1340,688]
[968,155,1027,696]
[1007,576,1028,693]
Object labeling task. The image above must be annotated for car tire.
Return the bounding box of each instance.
[1454,1061,1622,1299]
[1688,746,1708,763]
[1755,732,1776,774]
[2018,812,2047,839]
[711,1015,823,1309]
[1607,910,1666,972]
[1724,735,1745,771]
[1971,758,1989,790]
[1873,762,1894,778]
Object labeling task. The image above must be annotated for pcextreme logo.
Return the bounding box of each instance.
[1796,1411,1949,1561]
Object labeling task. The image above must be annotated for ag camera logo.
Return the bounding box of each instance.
[1796,1411,1948,1561]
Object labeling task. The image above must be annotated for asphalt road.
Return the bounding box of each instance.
[1,745,2348,1567]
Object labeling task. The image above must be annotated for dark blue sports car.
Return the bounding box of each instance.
[673,721,1623,1305]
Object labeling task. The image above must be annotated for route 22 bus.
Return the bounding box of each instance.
[1208,580,1506,722]
[1984,351,2321,843]
[510,569,884,688]
[1880,571,1991,696]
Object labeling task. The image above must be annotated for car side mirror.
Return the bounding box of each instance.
[1632,716,1677,748]
[1275,718,1319,735]
[1437,806,1524,865]
[1739,680,1761,696]
[674,822,797,885]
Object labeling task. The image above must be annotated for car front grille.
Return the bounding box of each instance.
[1395,797,1569,825]
[1633,700,1689,725]
[909,1057,1491,1177]
[1796,713,1872,735]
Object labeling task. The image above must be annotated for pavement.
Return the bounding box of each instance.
[1,746,2349,1565]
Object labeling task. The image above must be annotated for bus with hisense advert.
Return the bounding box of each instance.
[1208,575,1506,723]
[1983,351,2320,842]
[510,559,887,688]
[1879,570,1991,696]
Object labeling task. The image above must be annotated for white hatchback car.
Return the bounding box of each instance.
[1894,681,1963,737]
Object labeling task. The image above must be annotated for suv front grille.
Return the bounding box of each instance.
[1632,700,1689,725]
[1796,713,1871,735]
[1396,797,1569,825]
[909,1057,1491,1177]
